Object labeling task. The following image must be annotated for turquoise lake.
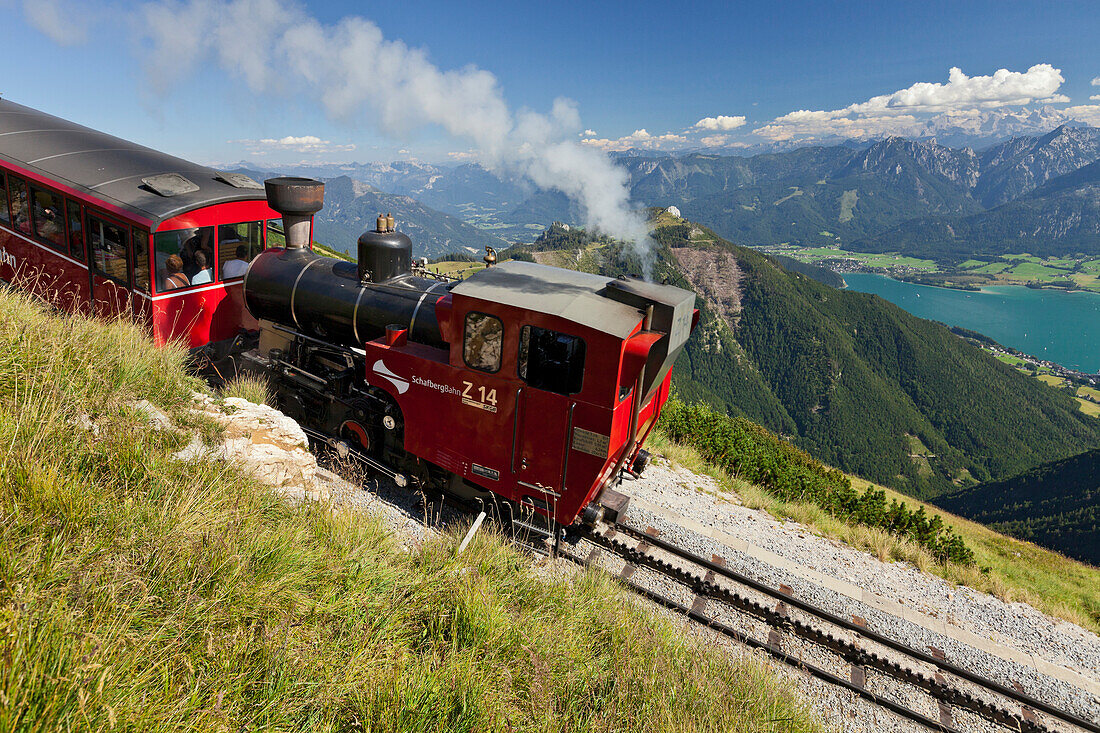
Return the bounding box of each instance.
[842,273,1100,373]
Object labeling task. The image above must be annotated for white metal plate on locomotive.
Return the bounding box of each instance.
[572,427,611,457]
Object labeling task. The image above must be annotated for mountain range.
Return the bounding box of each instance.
[231,168,508,259]
[239,124,1100,263]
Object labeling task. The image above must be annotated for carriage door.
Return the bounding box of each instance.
[513,325,587,511]
[87,214,132,318]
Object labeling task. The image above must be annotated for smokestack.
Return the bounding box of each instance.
[264,177,324,250]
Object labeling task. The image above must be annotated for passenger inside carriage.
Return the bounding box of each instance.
[163,255,189,290]
[191,250,213,285]
[221,244,250,280]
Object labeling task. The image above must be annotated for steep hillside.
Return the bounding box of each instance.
[936,448,1100,565]
[511,220,1100,499]
[0,288,818,733]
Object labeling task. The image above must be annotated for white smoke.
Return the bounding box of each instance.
[136,0,656,276]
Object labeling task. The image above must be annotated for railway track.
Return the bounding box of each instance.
[543,519,1100,733]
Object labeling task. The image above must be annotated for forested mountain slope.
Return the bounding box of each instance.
[936,448,1100,565]
[856,159,1100,260]
[511,218,1100,499]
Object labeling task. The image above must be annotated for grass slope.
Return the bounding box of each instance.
[0,290,817,732]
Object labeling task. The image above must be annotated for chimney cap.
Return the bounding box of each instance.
[263,177,324,217]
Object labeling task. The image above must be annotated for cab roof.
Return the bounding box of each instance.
[452,260,646,338]
[0,99,266,229]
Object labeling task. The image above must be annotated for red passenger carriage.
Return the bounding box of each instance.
[0,99,284,349]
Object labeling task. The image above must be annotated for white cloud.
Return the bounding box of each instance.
[581,129,687,152]
[1063,105,1100,126]
[21,0,87,45]
[231,135,357,154]
[756,65,1067,141]
[1092,77,1100,87]
[699,135,729,147]
[135,0,656,272]
[694,115,746,131]
[1092,95,1100,102]
[582,129,597,137]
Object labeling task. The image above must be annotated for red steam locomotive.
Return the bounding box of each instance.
[241,178,698,530]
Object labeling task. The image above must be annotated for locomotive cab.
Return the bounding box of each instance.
[361,259,696,526]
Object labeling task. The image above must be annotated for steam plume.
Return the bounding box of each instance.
[138,0,656,275]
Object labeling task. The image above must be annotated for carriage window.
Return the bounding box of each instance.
[88,215,129,283]
[9,177,30,235]
[463,312,503,373]
[218,220,263,280]
[266,218,286,249]
[66,200,84,260]
[132,229,150,293]
[152,226,214,292]
[518,325,586,395]
[0,174,8,227]
[30,186,65,250]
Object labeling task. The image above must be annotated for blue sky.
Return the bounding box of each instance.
[2,0,1099,165]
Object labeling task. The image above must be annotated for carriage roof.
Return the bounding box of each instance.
[0,99,265,229]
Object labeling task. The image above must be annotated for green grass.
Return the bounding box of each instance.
[221,371,273,405]
[1009,262,1072,280]
[1076,398,1100,418]
[956,259,988,269]
[648,432,1100,632]
[0,290,819,733]
[837,189,857,223]
[992,353,1028,368]
[972,261,1012,274]
[1036,374,1065,387]
[1078,385,1100,401]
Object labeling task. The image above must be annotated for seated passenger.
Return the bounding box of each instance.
[191,250,213,285]
[221,244,250,279]
[163,254,189,290]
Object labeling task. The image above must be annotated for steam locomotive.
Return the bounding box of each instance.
[241,178,698,530]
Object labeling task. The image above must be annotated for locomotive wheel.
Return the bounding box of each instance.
[339,419,371,453]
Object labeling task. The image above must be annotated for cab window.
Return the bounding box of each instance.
[30,186,65,250]
[132,229,151,293]
[88,214,129,283]
[0,173,9,227]
[218,220,263,280]
[153,226,214,292]
[518,325,585,395]
[464,312,503,373]
[9,177,30,235]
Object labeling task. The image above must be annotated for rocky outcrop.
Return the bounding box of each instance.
[175,394,320,493]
